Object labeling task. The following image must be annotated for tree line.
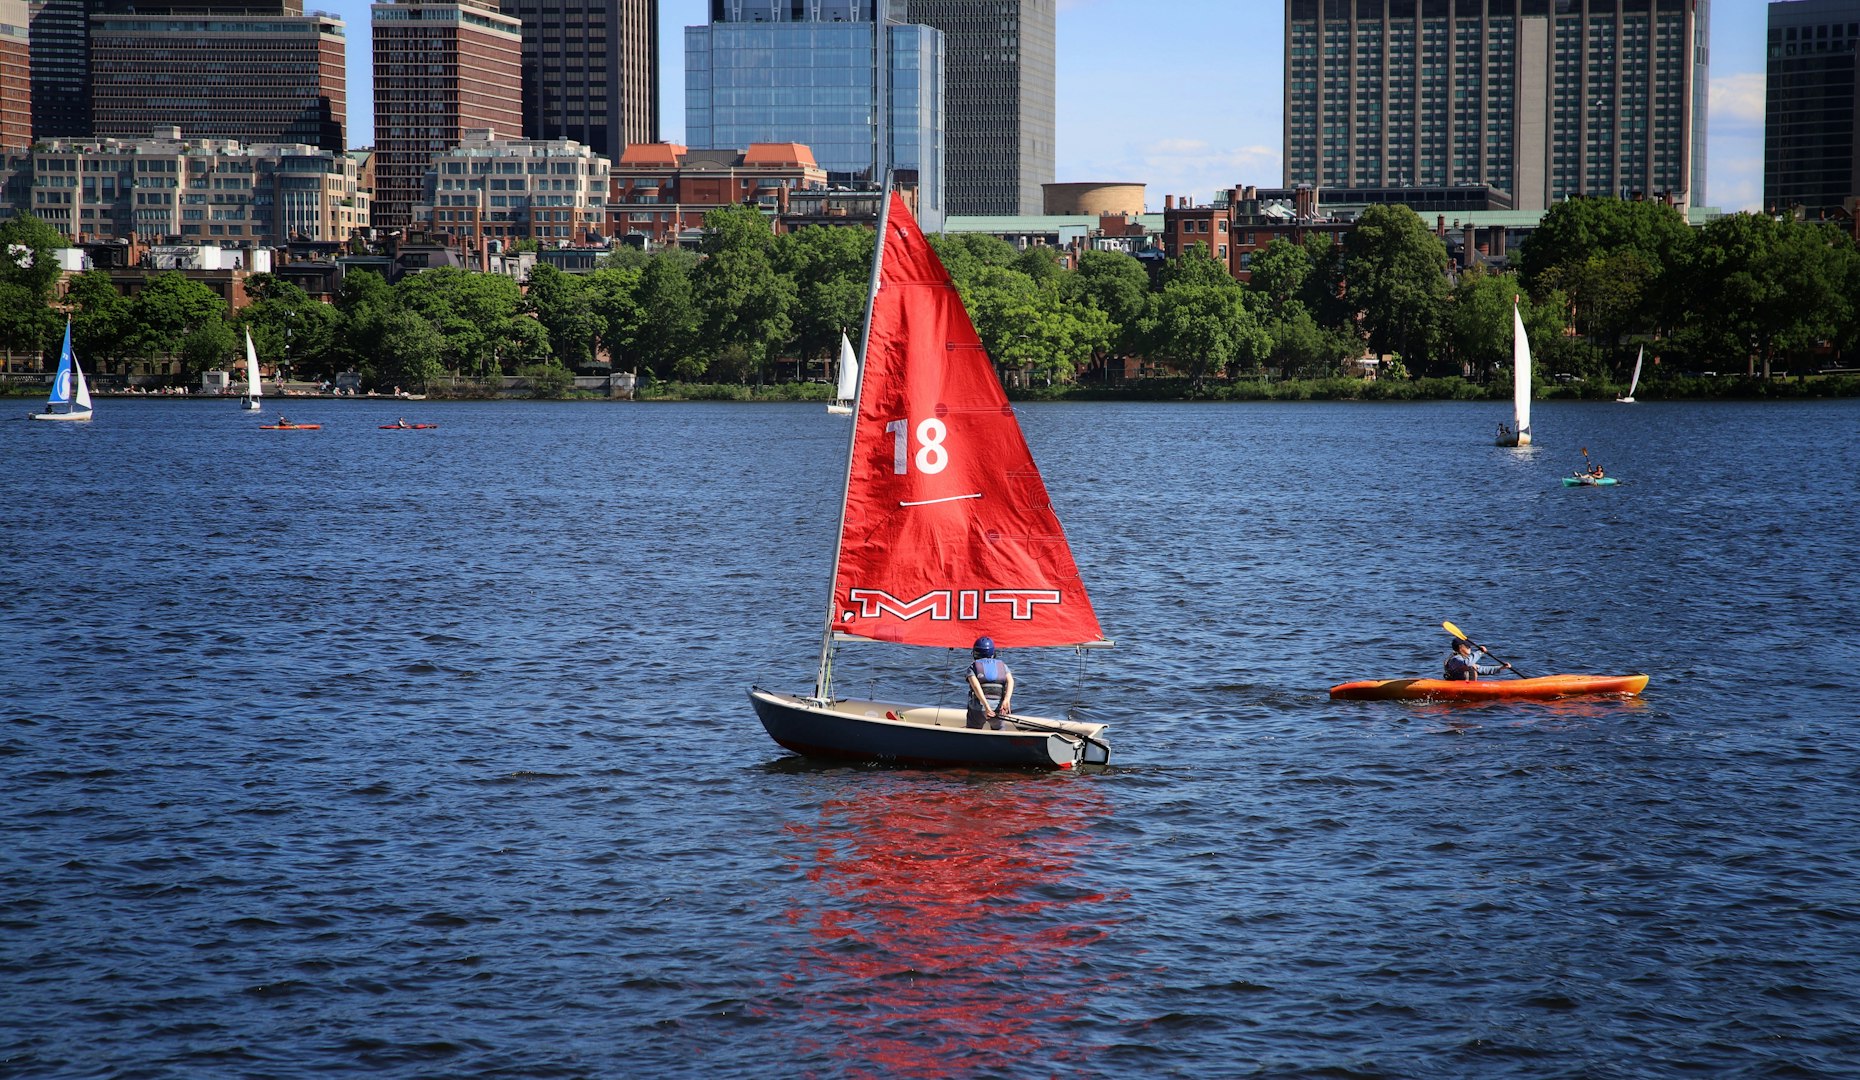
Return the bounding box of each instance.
[3,198,1856,393]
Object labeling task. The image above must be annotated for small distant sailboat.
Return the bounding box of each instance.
[1496,299,1532,446]
[1617,346,1643,404]
[239,328,263,410]
[826,332,857,415]
[29,318,94,423]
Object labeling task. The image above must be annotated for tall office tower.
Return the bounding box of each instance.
[372,0,522,231]
[1284,0,1710,212]
[499,0,658,157]
[27,0,94,140]
[1765,0,1859,217]
[0,0,28,149]
[686,0,944,228]
[89,1,346,152]
[905,0,1053,216]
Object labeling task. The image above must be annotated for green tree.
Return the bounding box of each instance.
[693,205,794,383]
[0,213,68,300]
[1670,214,1851,377]
[0,215,70,369]
[585,265,647,371]
[66,271,133,373]
[396,268,526,375]
[236,274,335,380]
[1148,282,1269,386]
[1341,204,1449,374]
[368,309,445,390]
[126,273,230,375]
[1246,238,1314,309]
[1064,249,1152,374]
[634,252,703,379]
[526,264,599,368]
[775,224,871,375]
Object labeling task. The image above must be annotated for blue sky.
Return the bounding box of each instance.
[326,0,1769,212]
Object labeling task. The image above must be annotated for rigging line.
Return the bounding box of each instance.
[899,493,982,507]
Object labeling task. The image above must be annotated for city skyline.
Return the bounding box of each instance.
[317,0,1770,213]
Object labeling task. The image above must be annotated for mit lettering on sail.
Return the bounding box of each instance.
[843,588,1064,623]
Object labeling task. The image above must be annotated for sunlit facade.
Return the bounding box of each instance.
[1284,0,1709,211]
[685,0,943,228]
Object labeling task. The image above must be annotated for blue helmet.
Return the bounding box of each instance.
[971,636,996,658]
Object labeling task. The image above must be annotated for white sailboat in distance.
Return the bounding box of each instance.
[1496,300,1532,446]
[1617,345,1643,403]
[826,332,857,415]
[240,328,263,410]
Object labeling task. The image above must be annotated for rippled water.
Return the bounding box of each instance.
[4,397,1858,1078]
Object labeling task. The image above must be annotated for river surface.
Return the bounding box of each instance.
[4,397,1858,1078]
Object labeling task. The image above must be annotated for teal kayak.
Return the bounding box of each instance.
[1563,476,1618,486]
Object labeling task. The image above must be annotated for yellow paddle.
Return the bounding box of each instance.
[1442,621,1527,678]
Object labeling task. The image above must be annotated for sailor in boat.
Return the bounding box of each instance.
[1445,638,1510,681]
[964,637,1016,730]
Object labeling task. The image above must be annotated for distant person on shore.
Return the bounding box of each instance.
[1444,638,1509,681]
[965,637,1015,730]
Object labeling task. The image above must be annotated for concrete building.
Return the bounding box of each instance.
[1765,0,1859,219]
[906,0,1054,216]
[416,129,610,247]
[0,0,27,149]
[1284,0,1710,212]
[500,0,658,158]
[684,0,944,228]
[88,0,346,152]
[609,140,828,247]
[372,0,522,232]
[29,128,369,244]
[26,0,92,140]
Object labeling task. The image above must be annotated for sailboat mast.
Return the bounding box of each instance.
[812,180,894,701]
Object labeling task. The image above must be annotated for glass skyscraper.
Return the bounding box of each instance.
[1764,0,1858,218]
[685,0,943,228]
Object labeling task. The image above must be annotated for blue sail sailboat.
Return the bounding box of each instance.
[29,319,94,423]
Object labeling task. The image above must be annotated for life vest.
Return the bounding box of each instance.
[970,658,1009,702]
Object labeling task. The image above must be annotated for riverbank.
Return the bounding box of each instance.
[8,372,1858,403]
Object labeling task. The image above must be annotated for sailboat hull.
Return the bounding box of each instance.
[749,688,1109,769]
[29,410,92,422]
[241,398,262,410]
[825,403,853,415]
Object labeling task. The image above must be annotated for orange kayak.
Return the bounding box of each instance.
[1329,673,1650,701]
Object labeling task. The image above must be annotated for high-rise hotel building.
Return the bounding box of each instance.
[89,0,347,152]
[905,0,1054,216]
[1284,0,1711,211]
[1764,0,1859,218]
[686,0,944,227]
[372,0,522,231]
[0,0,28,149]
[500,0,659,158]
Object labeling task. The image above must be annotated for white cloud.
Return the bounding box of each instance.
[1711,72,1766,132]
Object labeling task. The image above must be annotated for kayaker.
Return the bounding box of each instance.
[965,636,1015,730]
[1445,638,1510,681]
[396,417,410,428]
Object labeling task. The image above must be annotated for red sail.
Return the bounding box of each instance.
[830,193,1106,650]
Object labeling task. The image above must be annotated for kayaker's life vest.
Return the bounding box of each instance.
[1444,655,1477,681]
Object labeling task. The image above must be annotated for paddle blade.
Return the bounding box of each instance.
[1442,620,1471,642]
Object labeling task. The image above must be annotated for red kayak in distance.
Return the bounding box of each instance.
[379,423,437,429]
[1328,673,1650,701]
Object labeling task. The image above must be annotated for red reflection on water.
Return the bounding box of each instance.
[1411,693,1652,729]
[778,776,1117,1078]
